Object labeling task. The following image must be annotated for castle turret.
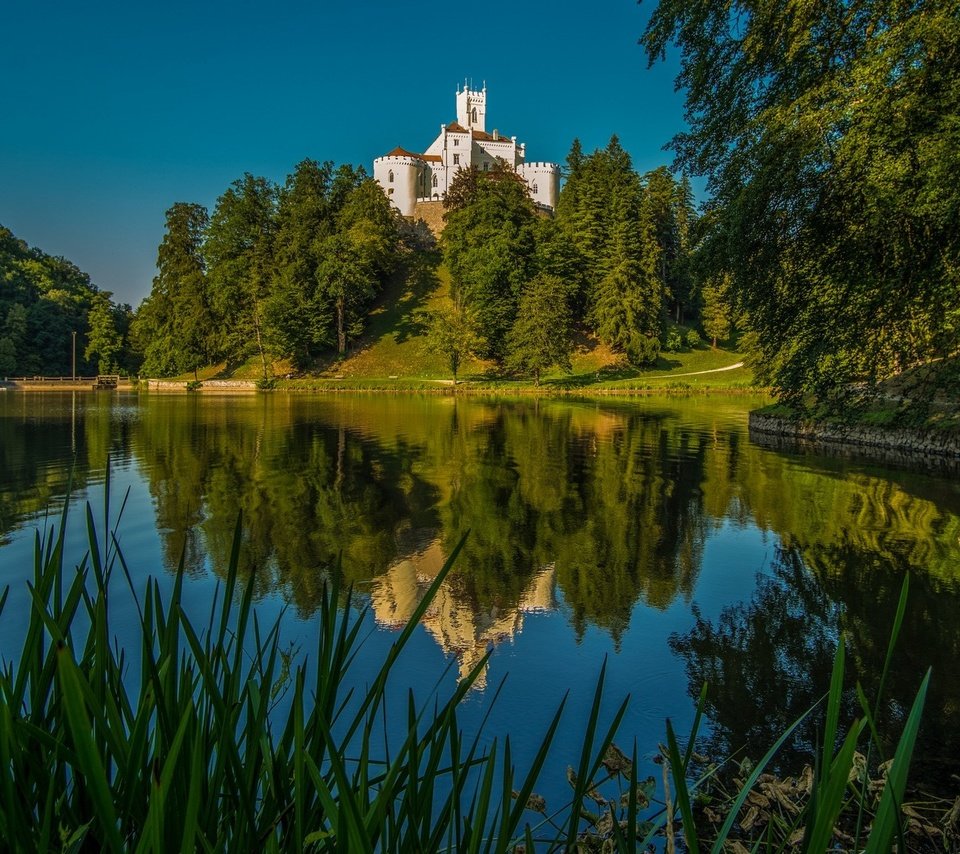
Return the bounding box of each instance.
[373,148,427,216]
[517,162,560,210]
[456,81,486,132]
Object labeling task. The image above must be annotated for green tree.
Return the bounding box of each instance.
[85,293,123,373]
[0,338,15,375]
[554,137,666,362]
[507,274,573,386]
[0,225,100,375]
[317,180,398,356]
[0,303,28,375]
[138,202,212,378]
[205,175,277,377]
[442,165,537,361]
[643,0,960,407]
[424,304,481,384]
[701,273,732,348]
[266,160,357,369]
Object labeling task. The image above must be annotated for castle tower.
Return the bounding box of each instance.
[456,81,486,131]
[373,148,426,217]
[517,162,561,210]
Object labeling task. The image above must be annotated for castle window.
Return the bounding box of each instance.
[532,183,539,194]
[453,154,460,165]
[453,139,459,146]
[432,174,438,187]
[483,162,489,171]
[471,107,477,123]
[388,170,394,183]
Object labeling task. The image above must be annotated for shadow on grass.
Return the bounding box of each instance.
[308,251,443,374]
[543,357,684,389]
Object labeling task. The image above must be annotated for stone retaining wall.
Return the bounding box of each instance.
[146,379,257,391]
[749,411,960,460]
[412,201,446,236]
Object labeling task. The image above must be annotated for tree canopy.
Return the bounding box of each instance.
[0,225,137,376]
[643,0,960,405]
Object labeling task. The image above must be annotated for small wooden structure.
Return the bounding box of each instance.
[94,375,120,390]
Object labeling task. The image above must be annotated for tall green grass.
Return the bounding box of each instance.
[0,483,637,851]
[660,575,932,853]
[0,479,931,851]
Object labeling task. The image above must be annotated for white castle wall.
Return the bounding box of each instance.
[517,162,560,209]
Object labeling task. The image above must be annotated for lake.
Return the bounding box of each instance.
[2,390,959,808]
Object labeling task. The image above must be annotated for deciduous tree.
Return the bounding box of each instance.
[643,0,960,406]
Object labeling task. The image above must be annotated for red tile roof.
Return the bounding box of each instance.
[385,147,441,163]
[386,146,422,158]
[444,123,510,142]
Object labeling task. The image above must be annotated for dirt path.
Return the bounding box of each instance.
[643,360,745,379]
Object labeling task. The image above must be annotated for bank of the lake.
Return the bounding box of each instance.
[750,403,960,464]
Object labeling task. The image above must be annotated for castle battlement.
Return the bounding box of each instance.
[374,83,560,216]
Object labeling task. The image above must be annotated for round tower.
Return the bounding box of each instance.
[373,153,424,217]
[516,162,561,211]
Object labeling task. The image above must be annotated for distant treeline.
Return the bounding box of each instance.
[136,163,405,377]
[2,143,733,382]
[136,140,731,381]
[0,227,137,377]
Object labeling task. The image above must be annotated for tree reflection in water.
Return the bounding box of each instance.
[671,546,960,788]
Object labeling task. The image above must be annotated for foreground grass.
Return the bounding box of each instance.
[0,478,936,851]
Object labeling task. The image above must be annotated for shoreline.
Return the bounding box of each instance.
[0,372,765,397]
[3,378,761,397]
[749,410,960,463]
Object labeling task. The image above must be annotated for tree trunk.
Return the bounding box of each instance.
[337,296,346,355]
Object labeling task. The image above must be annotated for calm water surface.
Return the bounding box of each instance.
[2,390,959,802]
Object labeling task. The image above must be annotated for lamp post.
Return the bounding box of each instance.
[71,331,76,381]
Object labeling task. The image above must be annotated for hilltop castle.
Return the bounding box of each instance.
[373,82,560,217]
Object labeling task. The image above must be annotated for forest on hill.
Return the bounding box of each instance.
[7,0,956,415]
[0,227,138,377]
[133,139,730,384]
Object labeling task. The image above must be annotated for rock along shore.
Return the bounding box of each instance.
[749,410,960,468]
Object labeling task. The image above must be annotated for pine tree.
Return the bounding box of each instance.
[137,202,212,377]
[507,274,573,386]
[267,159,340,369]
[84,293,122,373]
[205,175,277,376]
[701,273,732,347]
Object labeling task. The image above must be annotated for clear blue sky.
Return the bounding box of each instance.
[1,0,689,307]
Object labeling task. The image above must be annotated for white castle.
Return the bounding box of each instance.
[373,82,560,217]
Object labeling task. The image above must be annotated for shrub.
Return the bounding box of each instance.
[664,329,684,352]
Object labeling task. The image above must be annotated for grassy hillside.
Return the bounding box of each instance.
[182,252,753,391]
